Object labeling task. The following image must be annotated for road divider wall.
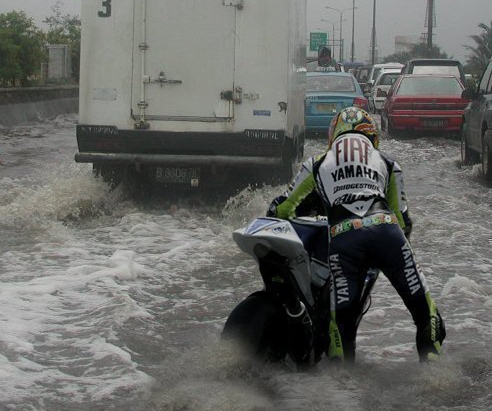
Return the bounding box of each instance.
[0,86,79,126]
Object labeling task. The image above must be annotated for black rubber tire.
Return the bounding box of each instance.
[93,163,128,188]
[381,114,394,136]
[278,140,295,184]
[387,118,395,136]
[482,137,492,182]
[222,292,288,362]
[461,125,479,165]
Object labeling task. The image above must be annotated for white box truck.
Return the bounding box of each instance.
[75,0,307,190]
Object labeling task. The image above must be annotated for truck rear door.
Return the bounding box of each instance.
[132,0,237,122]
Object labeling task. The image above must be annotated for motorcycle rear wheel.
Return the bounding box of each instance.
[221,292,288,363]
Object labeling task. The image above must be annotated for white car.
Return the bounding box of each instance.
[368,70,402,114]
[364,62,404,96]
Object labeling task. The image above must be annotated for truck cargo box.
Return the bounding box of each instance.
[76,0,307,190]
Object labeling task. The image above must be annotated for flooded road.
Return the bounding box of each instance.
[0,115,491,411]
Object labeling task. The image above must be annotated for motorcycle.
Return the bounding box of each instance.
[221,216,379,369]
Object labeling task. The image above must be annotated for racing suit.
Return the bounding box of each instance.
[269,132,445,362]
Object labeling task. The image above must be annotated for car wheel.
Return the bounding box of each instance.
[461,126,479,165]
[386,117,395,136]
[482,137,492,182]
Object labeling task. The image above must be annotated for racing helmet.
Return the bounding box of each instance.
[328,107,380,149]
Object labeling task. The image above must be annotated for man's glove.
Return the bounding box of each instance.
[266,195,287,217]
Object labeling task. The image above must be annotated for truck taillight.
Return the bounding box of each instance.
[353,97,368,109]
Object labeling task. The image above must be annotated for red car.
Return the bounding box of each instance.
[381,74,470,135]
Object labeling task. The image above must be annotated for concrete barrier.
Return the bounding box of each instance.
[0,86,79,127]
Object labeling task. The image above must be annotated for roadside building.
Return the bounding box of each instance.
[43,45,72,82]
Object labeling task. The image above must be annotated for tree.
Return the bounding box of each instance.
[0,11,45,86]
[383,42,449,64]
[464,21,492,77]
[44,1,81,81]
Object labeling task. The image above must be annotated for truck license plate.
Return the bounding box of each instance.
[155,166,200,185]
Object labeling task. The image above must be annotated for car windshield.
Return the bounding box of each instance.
[412,65,461,78]
[378,73,400,86]
[371,68,382,81]
[307,76,356,92]
[397,76,463,95]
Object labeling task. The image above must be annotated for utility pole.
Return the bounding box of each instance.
[427,0,434,50]
[371,0,377,65]
[321,19,339,61]
[326,6,355,63]
[339,12,344,62]
[351,0,355,62]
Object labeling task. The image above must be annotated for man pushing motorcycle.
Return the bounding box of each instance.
[268,107,445,363]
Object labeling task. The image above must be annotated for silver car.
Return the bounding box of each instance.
[368,70,402,114]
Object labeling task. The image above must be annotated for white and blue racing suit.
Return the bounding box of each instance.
[269,133,445,362]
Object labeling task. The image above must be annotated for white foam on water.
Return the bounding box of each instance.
[0,118,491,410]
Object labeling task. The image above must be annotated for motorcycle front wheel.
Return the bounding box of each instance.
[221,291,288,363]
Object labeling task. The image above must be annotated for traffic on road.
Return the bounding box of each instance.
[0,1,491,410]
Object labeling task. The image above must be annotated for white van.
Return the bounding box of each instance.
[368,70,402,113]
[364,62,404,95]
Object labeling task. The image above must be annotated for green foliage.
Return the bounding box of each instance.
[383,43,450,64]
[44,1,81,81]
[0,11,45,86]
[0,2,81,87]
[464,21,492,77]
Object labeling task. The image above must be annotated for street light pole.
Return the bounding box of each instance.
[326,6,356,63]
[371,0,377,65]
[320,19,338,59]
[351,0,355,62]
[339,12,344,62]
[427,0,434,50]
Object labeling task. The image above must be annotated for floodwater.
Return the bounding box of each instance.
[0,115,491,411]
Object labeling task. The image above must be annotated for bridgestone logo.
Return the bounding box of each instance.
[334,182,380,193]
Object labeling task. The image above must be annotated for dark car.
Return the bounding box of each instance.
[401,59,466,84]
[353,65,372,91]
[381,74,469,135]
[461,58,492,182]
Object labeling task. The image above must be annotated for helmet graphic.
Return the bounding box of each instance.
[328,107,380,149]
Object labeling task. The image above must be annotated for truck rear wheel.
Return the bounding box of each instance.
[280,139,295,183]
[93,164,128,188]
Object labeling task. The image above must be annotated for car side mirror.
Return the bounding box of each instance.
[461,88,477,100]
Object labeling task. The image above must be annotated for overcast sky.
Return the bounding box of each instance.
[309,0,492,63]
[0,0,491,63]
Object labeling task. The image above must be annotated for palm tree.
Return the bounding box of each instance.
[464,21,492,77]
